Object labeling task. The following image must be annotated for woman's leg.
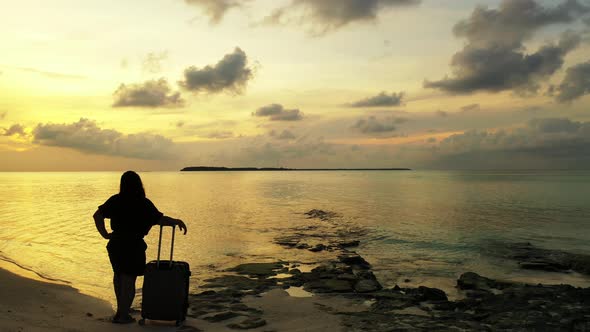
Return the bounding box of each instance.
[119,273,137,318]
[113,272,121,317]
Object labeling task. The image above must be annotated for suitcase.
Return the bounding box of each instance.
[139,225,191,326]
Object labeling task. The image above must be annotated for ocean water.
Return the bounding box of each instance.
[1,170,590,303]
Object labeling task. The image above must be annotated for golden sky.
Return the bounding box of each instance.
[1,0,590,170]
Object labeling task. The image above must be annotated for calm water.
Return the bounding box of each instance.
[1,170,590,303]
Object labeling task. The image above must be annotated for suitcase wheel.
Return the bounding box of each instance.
[138,318,146,326]
[175,320,184,327]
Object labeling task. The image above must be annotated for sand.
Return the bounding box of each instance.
[0,262,348,331]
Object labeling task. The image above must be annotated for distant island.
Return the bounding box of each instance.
[180,166,411,172]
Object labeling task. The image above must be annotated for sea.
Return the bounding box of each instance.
[1,170,590,304]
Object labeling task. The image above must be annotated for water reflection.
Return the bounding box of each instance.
[0,170,589,303]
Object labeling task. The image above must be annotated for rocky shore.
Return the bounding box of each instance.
[184,209,590,331]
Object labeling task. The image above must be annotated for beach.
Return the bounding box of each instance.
[3,241,590,331]
[0,260,347,332]
[2,171,590,330]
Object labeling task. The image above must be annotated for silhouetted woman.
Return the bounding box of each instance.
[93,171,187,324]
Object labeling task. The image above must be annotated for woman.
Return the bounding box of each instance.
[93,171,187,324]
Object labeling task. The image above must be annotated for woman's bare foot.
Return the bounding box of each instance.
[112,314,136,324]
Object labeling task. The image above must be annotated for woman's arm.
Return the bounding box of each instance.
[93,209,111,240]
[158,216,188,234]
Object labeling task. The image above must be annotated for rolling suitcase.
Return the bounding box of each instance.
[139,225,191,326]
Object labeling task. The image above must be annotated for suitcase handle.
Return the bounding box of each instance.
[156,224,175,268]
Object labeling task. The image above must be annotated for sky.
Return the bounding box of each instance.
[1,0,590,171]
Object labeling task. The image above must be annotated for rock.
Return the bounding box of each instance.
[228,317,267,329]
[501,242,590,276]
[338,254,371,269]
[519,261,570,272]
[354,279,382,293]
[304,209,337,220]
[337,240,360,248]
[343,274,590,331]
[274,236,300,247]
[296,243,310,250]
[203,311,241,322]
[305,279,354,293]
[417,286,447,302]
[228,263,285,277]
[336,273,357,281]
[457,272,497,290]
[309,244,327,252]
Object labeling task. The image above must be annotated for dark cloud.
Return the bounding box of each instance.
[436,110,448,117]
[185,120,239,130]
[179,48,254,94]
[142,52,168,74]
[205,131,234,139]
[555,61,590,102]
[32,118,176,159]
[425,0,588,94]
[264,0,420,35]
[353,116,397,133]
[429,118,590,168]
[425,31,581,94]
[2,124,26,137]
[270,129,296,140]
[176,121,185,128]
[112,79,184,108]
[253,104,304,121]
[461,103,480,112]
[528,117,582,133]
[349,91,404,107]
[184,0,248,24]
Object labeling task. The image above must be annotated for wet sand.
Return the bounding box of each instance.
[0,261,350,332]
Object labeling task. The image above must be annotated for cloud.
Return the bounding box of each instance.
[264,0,421,35]
[184,0,248,24]
[205,131,234,139]
[32,118,176,159]
[270,129,297,140]
[349,91,405,107]
[178,48,254,94]
[112,79,184,108]
[2,124,26,137]
[424,0,588,94]
[427,117,590,168]
[142,51,168,74]
[253,104,304,121]
[425,31,581,94]
[555,61,590,102]
[352,116,397,134]
[461,103,480,112]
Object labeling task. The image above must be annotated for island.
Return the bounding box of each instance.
[181,166,411,172]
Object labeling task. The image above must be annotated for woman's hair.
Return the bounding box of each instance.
[119,171,146,198]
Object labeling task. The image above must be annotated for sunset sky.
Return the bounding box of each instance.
[1,0,590,170]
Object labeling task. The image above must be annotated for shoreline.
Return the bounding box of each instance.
[2,209,590,330]
[3,244,590,331]
[0,259,351,331]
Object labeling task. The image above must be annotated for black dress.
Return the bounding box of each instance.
[98,194,163,276]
